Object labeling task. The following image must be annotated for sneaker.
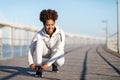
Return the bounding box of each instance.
[35,67,42,77]
[52,64,59,72]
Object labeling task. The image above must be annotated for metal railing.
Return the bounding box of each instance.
[0,22,105,60]
[0,37,31,59]
[107,33,118,52]
[0,22,39,60]
[0,30,37,60]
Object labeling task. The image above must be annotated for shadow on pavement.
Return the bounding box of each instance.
[80,48,91,80]
[0,65,62,80]
[0,65,35,80]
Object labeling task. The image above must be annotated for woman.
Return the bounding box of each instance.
[27,9,65,77]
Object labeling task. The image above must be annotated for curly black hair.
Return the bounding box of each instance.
[40,9,58,23]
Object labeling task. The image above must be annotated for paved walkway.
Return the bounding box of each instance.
[0,44,120,80]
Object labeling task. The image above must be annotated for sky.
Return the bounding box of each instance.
[0,0,118,37]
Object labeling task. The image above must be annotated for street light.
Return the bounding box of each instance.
[117,0,120,54]
[102,20,108,48]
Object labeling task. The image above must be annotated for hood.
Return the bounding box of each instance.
[41,26,61,37]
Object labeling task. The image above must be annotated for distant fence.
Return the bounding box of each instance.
[65,33,104,45]
[0,22,105,60]
[107,33,117,52]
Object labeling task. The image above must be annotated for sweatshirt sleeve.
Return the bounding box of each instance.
[27,42,36,65]
[47,29,65,66]
[27,33,39,66]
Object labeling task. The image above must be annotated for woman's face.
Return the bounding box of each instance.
[44,19,55,36]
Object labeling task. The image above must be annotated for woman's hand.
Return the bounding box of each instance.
[30,64,37,70]
[41,64,49,70]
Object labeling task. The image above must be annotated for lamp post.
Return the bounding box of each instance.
[117,0,120,53]
[102,20,108,48]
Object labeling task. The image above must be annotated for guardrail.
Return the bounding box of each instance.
[0,22,105,60]
[107,33,117,52]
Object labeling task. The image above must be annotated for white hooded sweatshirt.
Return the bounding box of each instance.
[27,26,65,66]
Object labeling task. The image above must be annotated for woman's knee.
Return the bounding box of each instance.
[55,58,65,66]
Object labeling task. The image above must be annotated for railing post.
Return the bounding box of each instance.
[0,28,2,60]
[20,29,23,56]
[10,27,14,58]
[26,30,29,52]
